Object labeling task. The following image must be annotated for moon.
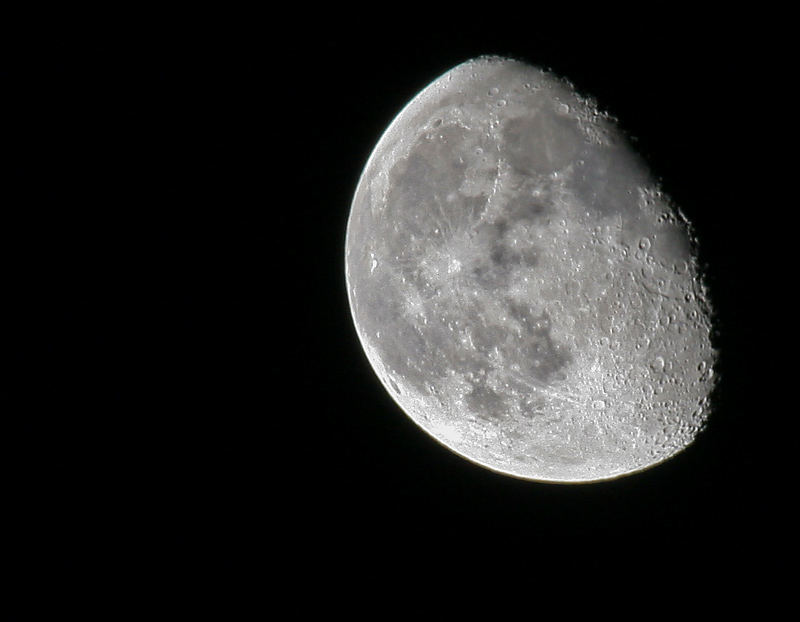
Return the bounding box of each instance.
[345,56,717,483]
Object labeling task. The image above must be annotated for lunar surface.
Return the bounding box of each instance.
[345,56,717,482]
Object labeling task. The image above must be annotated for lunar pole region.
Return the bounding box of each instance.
[345,56,717,483]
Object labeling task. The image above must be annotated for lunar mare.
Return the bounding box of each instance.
[345,56,716,482]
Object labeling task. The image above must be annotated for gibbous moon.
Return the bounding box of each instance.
[345,56,717,482]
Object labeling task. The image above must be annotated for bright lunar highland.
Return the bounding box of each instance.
[345,56,716,482]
